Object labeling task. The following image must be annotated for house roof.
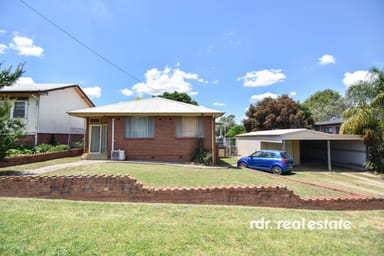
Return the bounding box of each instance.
[314,118,344,126]
[0,82,94,107]
[68,97,225,118]
[236,128,361,141]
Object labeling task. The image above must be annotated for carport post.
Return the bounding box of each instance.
[327,140,332,171]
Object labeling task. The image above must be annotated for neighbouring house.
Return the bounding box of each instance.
[236,129,366,170]
[0,81,94,145]
[68,97,224,164]
[314,117,344,134]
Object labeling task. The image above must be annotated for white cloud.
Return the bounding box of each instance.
[132,66,206,96]
[9,34,44,57]
[83,86,101,98]
[121,88,133,97]
[16,77,34,84]
[0,29,6,34]
[251,92,278,101]
[318,54,336,65]
[0,44,7,54]
[342,70,376,87]
[290,91,297,96]
[213,102,226,107]
[238,69,286,87]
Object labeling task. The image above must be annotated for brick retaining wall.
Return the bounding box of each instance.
[0,149,83,168]
[0,175,383,210]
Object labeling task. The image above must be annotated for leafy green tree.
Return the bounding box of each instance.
[243,94,314,132]
[302,89,346,122]
[0,63,26,159]
[341,67,384,173]
[225,125,246,138]
[216,114,236,136]
[158,91,198,105]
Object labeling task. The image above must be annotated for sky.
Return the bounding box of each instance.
[1,0,383,123]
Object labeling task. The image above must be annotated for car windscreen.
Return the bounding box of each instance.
[280,152,289,159]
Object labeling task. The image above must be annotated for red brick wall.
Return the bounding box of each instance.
[110,116,214,162]
[0,175,383,210]
[0,149,83,168]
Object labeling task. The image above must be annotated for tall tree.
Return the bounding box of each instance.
[302,89,346,122]
[225,125,246,138]
[341,66,384,173]
[243,94,313,132]
[158,91,198,105]
[0,63,26,159]
[216,114,236,136]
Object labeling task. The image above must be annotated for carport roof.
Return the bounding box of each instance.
[236,129,362,141]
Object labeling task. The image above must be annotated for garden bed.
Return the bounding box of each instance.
[0,148,83,168]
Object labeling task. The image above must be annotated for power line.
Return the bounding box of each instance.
[18,0,142,83]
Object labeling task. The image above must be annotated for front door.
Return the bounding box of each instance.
[89,125,108,154]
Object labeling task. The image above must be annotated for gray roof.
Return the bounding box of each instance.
[315,118,344,126]
[0,81,78,93]
[0,81,95,107]
[236,128,361,141]
[68,97,224,118]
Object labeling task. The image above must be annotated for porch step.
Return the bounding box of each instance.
[85,153,108,160]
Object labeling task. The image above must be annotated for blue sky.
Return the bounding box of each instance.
[1,0,383,123]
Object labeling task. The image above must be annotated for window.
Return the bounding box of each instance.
[176,116,204,138]
[125,117,154,138]
[12,101,27,118]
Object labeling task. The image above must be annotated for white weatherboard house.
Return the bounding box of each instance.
[0,81,94,145]
[236,129,366,171]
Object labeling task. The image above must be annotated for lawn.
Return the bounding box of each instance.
[0,197,383,256]
[292,171,384,197]
[0,156,80,175]
[43,161,351,197]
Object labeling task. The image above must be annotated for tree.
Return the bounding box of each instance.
[302,89,346,122]
[225,125,246,138]
[216,114,236,136]
[158,91,198,105]
[341,66,384,173]
[0,62,26,159]
[243,94,314,132]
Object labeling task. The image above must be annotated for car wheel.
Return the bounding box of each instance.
[239,162,247,168]
[271,166,283,175]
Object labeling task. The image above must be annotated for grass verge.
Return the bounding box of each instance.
[0,197,383,256]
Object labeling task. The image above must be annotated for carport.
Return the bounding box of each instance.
[236,129,366,171]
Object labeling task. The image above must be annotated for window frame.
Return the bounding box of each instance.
[124,116,155,138]
[12,100,27,119]
[175,116,204,138]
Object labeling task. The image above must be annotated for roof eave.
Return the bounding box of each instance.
[68,112,224,118]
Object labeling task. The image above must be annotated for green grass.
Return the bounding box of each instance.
[292,171,384,197]
[0,197,383,256]
[0,156,81,174]
[44,162,349,197]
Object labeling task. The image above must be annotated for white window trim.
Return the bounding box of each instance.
[11,100,28,119]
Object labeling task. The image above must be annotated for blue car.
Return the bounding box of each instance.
[237,150,294,175]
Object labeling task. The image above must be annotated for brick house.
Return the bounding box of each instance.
[68,97,224,164]
[0,81,94,145]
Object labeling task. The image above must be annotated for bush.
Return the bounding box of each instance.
[191,139,212,165]
[5,144,69,157]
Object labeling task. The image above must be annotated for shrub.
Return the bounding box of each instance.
[191,139,212,165]
[5,144,69,157]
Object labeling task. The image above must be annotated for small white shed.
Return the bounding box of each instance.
[236,129,366,171]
